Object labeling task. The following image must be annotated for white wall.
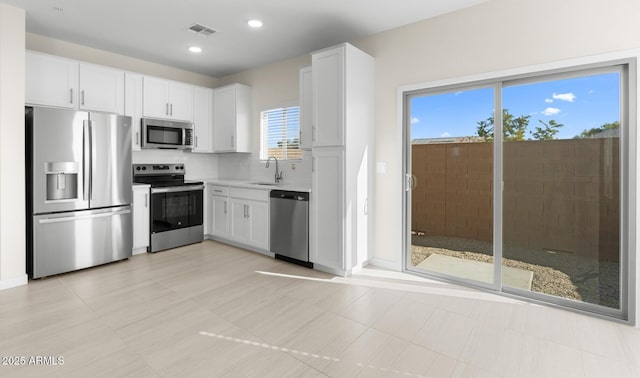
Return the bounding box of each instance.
[0,4,27,289]
[216,54,313,187]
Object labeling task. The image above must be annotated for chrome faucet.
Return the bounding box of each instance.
[266,156,283,183]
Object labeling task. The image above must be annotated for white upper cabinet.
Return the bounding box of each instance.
[169,81,195,122]
[192,86,214,153]
[141,76,168,118]
[213,83,252,153]
[299,66,313,150]
[26,52,79,109]
[142,76,194,122]
[124,72,143,150]
[78,63,124,114]
[312,47,344,147]
[26,51,124,114]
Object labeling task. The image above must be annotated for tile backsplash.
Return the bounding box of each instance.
[217,150,312,187]
[132,149,311,188]
[132,150,218,180]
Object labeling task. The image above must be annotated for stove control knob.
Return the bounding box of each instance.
[142,166,147,171]
[135,166,140,171]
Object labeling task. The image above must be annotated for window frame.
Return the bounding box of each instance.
[401,56,637,322]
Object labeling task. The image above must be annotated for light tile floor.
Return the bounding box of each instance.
[1,240,639,377]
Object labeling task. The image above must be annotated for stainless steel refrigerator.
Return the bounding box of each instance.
[26,106,133,279]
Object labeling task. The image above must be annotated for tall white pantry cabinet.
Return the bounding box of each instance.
[310,43,374,276]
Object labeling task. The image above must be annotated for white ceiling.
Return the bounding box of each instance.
[2,0,486,77]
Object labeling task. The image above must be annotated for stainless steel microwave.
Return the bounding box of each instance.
[141,118,194,149]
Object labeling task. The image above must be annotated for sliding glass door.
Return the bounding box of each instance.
[406,86,497,288]
[404,61,633,319]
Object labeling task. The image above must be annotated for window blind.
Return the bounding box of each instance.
[260,106,301,160]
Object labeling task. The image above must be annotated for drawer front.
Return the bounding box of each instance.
[208,185,229,197]
[230,188,268,202]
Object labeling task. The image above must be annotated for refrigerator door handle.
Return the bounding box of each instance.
[83,120,91,201]
[87,119,93,201]
[38,209,132,224]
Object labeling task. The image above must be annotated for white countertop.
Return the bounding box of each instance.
[201,178,311,193]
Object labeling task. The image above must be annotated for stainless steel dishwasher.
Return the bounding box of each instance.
[270,190,312,268]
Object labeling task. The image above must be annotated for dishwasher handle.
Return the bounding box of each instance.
[270,190,309,201]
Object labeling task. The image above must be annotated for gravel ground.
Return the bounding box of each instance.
[410,235,620,308]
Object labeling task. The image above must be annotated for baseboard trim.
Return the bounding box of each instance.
[367,257,402,271]
[0,274,28,290]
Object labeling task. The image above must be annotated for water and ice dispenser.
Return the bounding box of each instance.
[45,162,78,201]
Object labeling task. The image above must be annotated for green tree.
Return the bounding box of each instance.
[574,121,620,138]
[477,109,563,141]
[477,109,530,141]
[532,119,563,140]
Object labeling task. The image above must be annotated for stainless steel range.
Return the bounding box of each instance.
[133,164,204,252]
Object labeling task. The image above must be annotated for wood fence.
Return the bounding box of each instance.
[411,138,620,262]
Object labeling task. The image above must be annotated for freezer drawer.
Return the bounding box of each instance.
[31,206,132,278]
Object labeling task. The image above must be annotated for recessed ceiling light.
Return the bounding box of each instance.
[248,19,263,28]
[189,46,202,54]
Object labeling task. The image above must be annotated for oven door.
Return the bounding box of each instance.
[150,185,204,233]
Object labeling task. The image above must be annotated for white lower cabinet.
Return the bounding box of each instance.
[230,198,268,250]
[206,185,269,251]
[209,195,229,238]
[310,149,344,270]
[132,185,150,254]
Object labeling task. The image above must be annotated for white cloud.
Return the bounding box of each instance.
[545,98,553,103]
[542,107,561,116]
[440,132,451,137]
[552,92,576,102]
[411,117,420,124]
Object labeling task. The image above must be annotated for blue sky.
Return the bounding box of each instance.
[410,72,620,140]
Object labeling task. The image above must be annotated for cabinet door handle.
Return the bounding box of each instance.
[223,201,227,214]
[195,136,198,148]
[312,125,316,142]
[145,193,148,208]
[70,88,73,104]
[170,103,173,116]
[81,90,85,106]
[312,157,315,173]
[231,135,235,148]
[246,205,250,218]
[136,131,140,146]
[166,103,169,115]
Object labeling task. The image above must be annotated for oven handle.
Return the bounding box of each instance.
[151,185,204,194]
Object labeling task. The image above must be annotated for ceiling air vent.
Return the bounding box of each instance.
[187,23,216,36]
